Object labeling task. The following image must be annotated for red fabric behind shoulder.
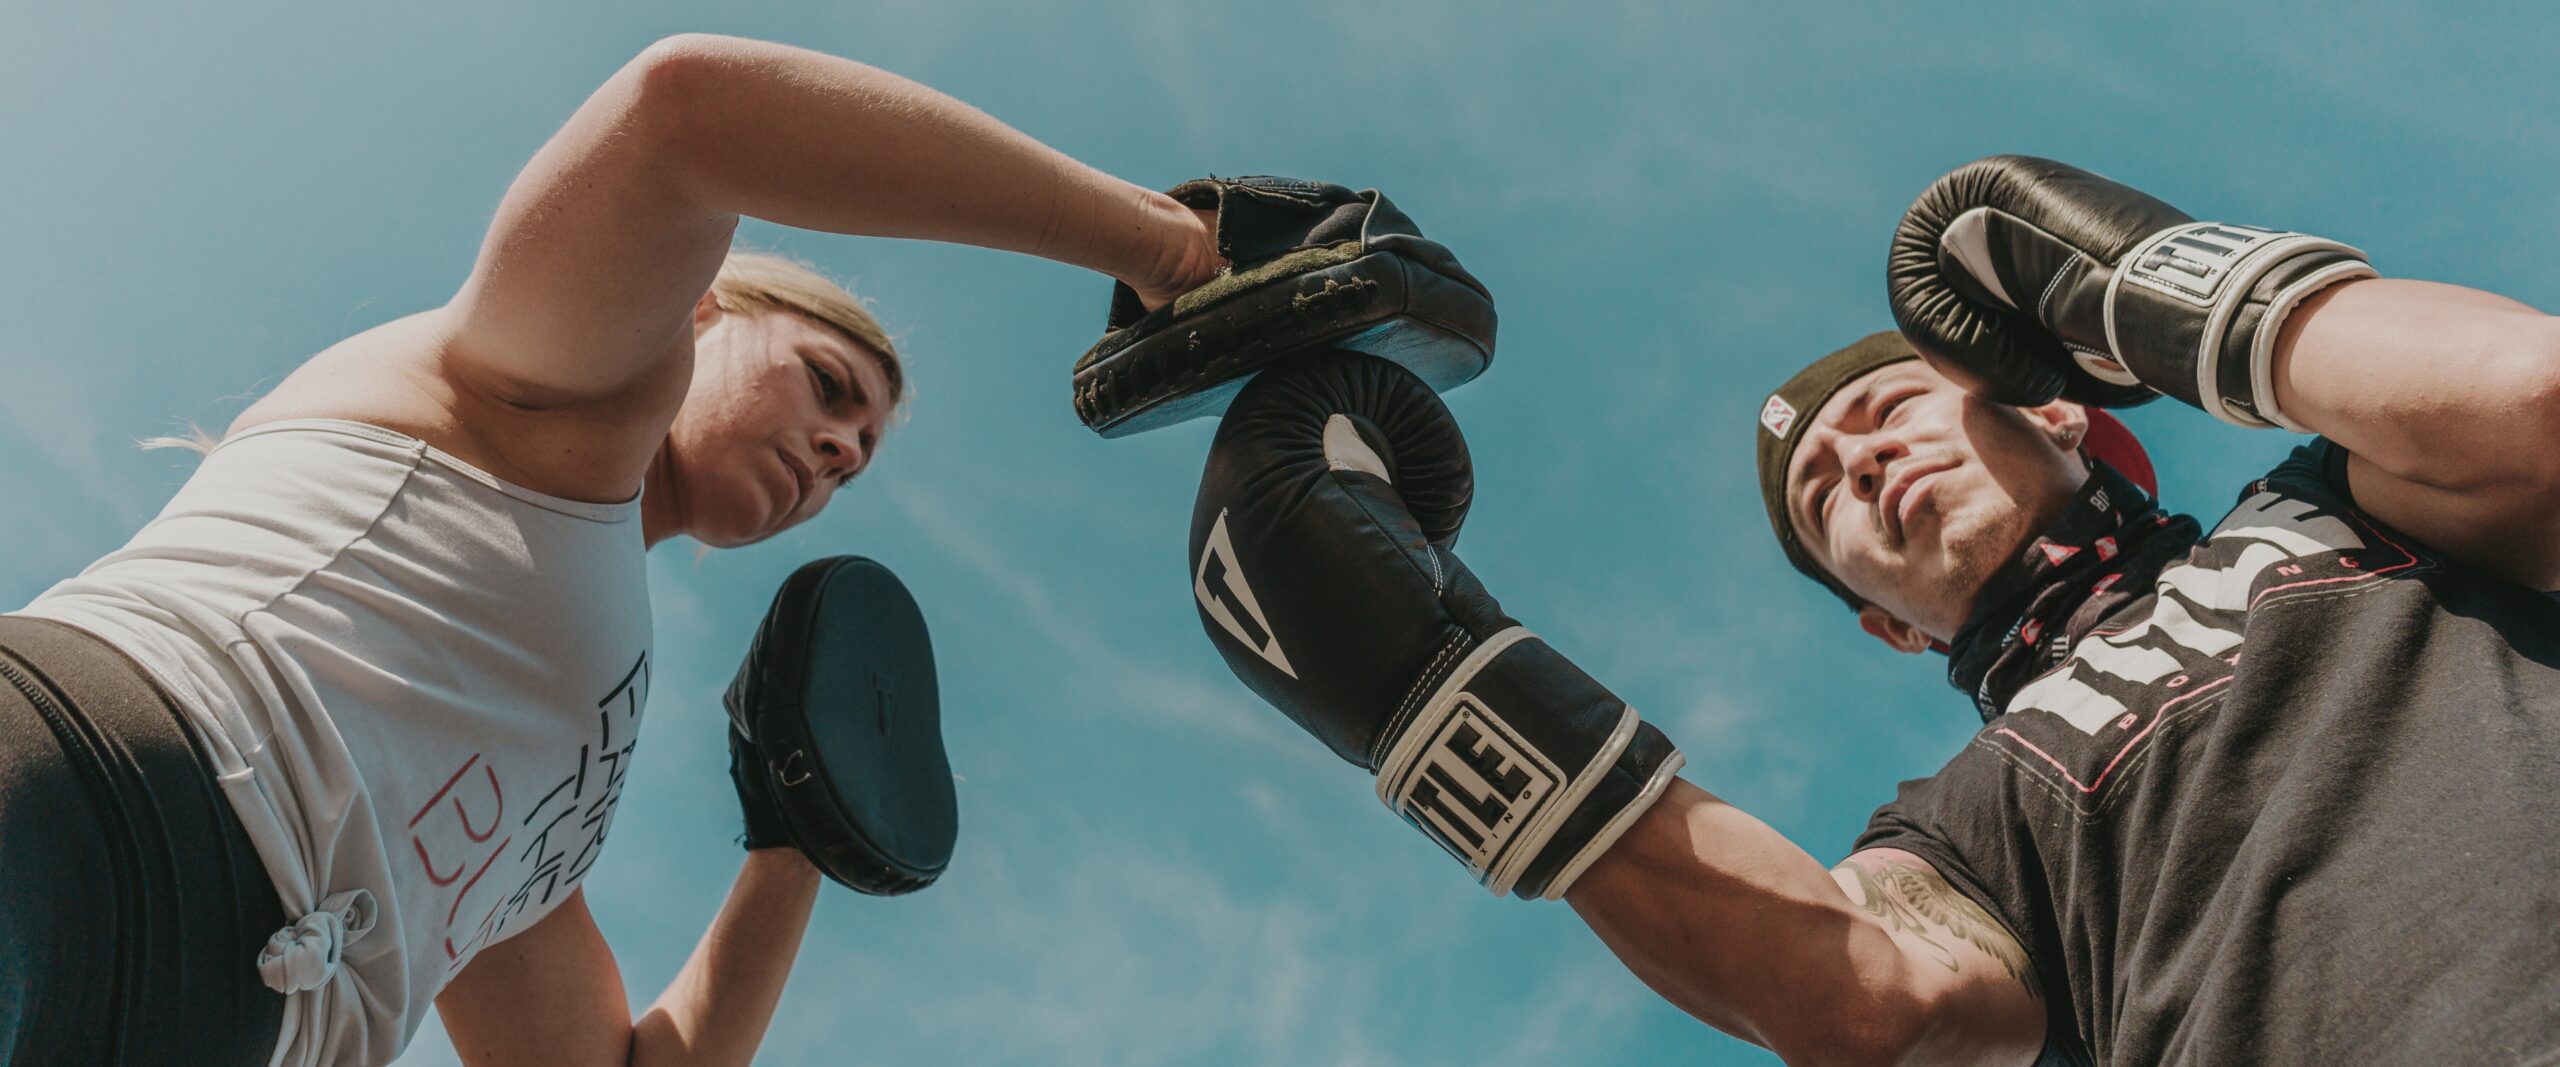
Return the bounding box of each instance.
[2082,410,2157,499]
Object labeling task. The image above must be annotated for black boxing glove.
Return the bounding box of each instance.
[1889,154,2375,429]
[1190,350,1683,899]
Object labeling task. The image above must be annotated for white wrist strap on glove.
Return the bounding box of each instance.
[1374,627,1684,899]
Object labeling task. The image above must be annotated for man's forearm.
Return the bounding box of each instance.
[2271,278,2560,498]
[631,849,824,1067]
[1569,779,1906,1059]
[1566,779,2044,1067]
[647,34,1197,288]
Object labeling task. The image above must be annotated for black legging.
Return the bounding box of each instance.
[0,616,285,1067]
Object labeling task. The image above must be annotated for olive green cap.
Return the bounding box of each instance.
[1754,331,1920,607]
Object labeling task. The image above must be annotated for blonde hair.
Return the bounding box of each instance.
[706,250,905,411]
[140,249,904,456]
[139,423,221,454]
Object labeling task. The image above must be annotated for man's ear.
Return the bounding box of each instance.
[691,290,724,332]
[2025,399,2092,453]
[1857,605,1935,655]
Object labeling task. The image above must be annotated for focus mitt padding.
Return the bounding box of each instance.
[726,556,957,895]
[1072,176,1497,438]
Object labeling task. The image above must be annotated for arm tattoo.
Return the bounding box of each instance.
[1837,857,2039,999]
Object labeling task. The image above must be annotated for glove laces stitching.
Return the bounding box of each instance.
[2034,258,2076,330]
[1330,469,1455,596]
[1376,633,1468,767]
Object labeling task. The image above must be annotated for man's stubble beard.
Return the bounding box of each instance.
[1913,487,2030,635]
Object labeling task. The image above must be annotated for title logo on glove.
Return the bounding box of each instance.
[2122,222,2291,305]
[1386,696,1559,875]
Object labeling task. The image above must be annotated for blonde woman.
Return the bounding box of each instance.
[1,34,1216,1067]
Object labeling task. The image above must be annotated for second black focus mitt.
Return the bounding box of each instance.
[726,556,957,895]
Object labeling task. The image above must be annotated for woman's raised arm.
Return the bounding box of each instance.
[442,33,1213,411]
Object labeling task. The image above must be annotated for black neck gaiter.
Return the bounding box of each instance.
[1945,462,2202,722]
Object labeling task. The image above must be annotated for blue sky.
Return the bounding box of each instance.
[5,3,2556,1064]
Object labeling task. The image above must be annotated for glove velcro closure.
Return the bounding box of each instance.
[1073,176,1497,438]
[2106,221,2376,429]
[1373,628,1685,900]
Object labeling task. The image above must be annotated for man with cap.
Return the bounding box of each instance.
[1179,155,2559,1066]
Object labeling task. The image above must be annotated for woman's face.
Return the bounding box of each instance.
[655,305,896,547]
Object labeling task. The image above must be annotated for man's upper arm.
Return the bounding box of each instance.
[2341,451,2560,591]
[436,889,633,1067]
[1831,847,2049,1066]
[2266,280,2560,588]
[442,36,741,411]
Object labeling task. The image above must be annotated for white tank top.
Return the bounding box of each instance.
[16,418,653,1067]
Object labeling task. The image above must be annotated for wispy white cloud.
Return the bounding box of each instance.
[1485,952,1656,1067]
[0,354,146,516]
[882,480,1298,748]
[750,841,1394,1067]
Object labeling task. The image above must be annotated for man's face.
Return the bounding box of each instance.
[1783,361,2091,642]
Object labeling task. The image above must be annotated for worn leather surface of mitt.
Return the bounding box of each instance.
[1073,176,1496,438]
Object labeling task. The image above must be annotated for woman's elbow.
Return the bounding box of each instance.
[631,32,741,77]
[600,34,750,191]
[623,33,737,114]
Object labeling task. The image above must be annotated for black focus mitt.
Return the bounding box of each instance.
[725,556,957,895]
[1072,176,1497,438]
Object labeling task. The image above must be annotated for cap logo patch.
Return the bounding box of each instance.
[1760,395,1798,438]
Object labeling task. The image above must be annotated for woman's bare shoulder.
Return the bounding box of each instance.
[227,307,675,504]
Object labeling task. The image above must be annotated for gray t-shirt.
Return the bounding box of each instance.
[1859,442,2560,1065]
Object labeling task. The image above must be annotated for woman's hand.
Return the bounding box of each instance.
[1121,203,1225,312]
